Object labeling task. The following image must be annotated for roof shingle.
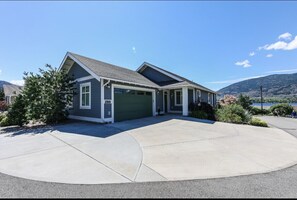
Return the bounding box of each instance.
[69,52,159,88]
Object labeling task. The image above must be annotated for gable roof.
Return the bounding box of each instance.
[59,52,215,93]
[60,52,160,88]
[3,84,23,96]
[138,62,216,93]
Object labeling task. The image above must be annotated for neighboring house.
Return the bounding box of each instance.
[3,84,23,105]
[59,52,217,123]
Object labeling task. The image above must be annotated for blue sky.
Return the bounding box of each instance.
[0,1,297,91]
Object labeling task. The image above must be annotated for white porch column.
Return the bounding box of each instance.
[100,78,104,120]
[153,90,156,116]
[182,87,188,116]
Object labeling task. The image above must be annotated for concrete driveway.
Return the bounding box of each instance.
[1,115,297,184]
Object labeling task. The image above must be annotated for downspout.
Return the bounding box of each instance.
[102,79,111,123]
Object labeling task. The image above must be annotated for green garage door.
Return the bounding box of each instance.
[114,88,153,122]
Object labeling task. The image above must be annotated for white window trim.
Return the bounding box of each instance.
[196,90,201,101]
[208,93,211,104]
[80,82,91,109]
[174,90,182,106]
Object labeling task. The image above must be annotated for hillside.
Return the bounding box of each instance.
[217,73,297,98]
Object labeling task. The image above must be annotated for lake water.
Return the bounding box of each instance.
[252,103,297,108]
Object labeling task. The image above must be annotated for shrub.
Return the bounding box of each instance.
[216,104,251,124]
[0,112,6,122]
[250,107,270,115]
[269,103,293,117]
[0,116,10,127]
[190,110,208,120]
[249,118,268,127]
[6,94,26,126]
[189,102,215,120]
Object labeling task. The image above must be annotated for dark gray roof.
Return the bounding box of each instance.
[3,84,23,96]
[69,52,159,88]
[142,62,216,93]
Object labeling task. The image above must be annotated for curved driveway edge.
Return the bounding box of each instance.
[123,116,297,181]
[1,115,297,184]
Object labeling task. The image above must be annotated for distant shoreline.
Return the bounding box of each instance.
[252,103,297,109]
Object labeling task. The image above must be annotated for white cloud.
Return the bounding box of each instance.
[132,46,136,54]
[266,54,273,58]
[286,36,297,50]
[278,32,292,40]
[235,59,251,68]
[0,69,2,75]
[263,41,287,50]
[260,35,297,51]
[265,68,297,74]
[10,80,25,86]
[207,75,266,84]
[249,52,255,56]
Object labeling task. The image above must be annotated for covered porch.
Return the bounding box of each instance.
[160,82,216,116]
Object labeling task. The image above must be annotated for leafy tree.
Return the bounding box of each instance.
[237,94,252,111]
[22,64,75,124]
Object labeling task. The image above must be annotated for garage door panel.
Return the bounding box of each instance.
[114,89,153,122]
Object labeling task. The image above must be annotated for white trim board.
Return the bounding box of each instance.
[101,78,104,120]
[137,62,183,82]
[60,52,102,83]
[75,75,94,83]
[80,82,91,109]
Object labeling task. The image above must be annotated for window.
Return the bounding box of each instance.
[196,90,201,102]
[80,82,91,109]
[208,93,212,104]
[175,90,182,106]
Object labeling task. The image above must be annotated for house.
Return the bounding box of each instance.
[59,52,217,123]
[3,84,23,105]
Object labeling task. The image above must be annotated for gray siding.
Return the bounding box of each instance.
[68,62,90,79]
[141,67,178,86]
[68,78,101,118]
[188,89,193,104]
